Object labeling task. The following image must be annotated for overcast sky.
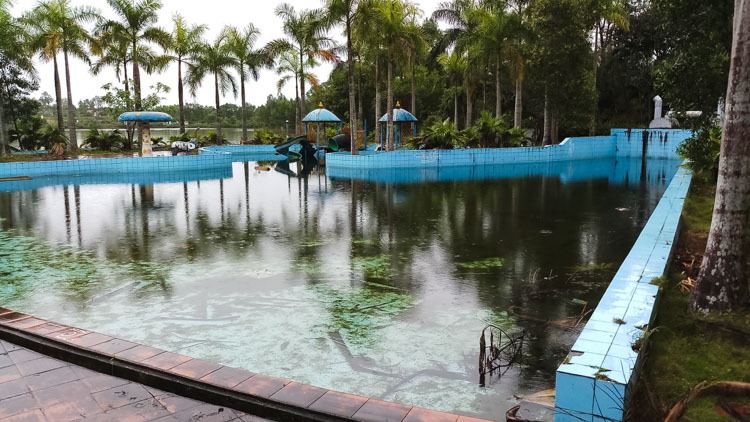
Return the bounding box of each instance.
[12,0,443,107]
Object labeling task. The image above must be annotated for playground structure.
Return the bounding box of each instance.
[303,102,343,147]
[378,102,418,149]
[118,111,173,157]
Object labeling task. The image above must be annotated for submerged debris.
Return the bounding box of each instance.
[478,324,525,387]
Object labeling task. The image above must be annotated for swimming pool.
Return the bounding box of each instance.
[0,157,680,419]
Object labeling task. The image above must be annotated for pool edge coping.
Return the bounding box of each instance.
[553,165,693,422]
[0,310,491,422]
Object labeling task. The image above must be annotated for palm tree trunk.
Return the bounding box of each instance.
[214,73,222,145]
[53,54,65,135]
[357,58,363,132]
[123,60,129,93]
[514,77,522,128]
[454,87,458,127]
[542,91,551,145]
[240,70,248,142]
[495,56,501,118]
[178,59,186,134]
[386,47,394,151]
[411,54,416,135]
[347,17,358,155]
[0,84,6,155]
[374,54,381,147]
[133,47,143,148]
[466,84,473,128]
[63,49,77,151]
[299,46,306,130]
[690,0,750,313]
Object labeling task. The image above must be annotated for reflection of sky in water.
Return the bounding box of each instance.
[0,158,680,419]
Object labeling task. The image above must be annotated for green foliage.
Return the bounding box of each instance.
[677,127,721,177]
[506,127,529,147]
[202,131,218,144]
[251,128,283,145]
[9,118,66,151]
[464,111,507,147]
[82,128,125,151]
[455,257,504,269]
[169,133,191,143]
[405,118,463,150]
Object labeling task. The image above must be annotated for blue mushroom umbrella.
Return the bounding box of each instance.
[118,111,173,156]
[302,102,342,147]
[378,102,418,149]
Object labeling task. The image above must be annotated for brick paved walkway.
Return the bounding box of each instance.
[0,340,267,422]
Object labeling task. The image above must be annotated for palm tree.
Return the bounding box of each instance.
[30,0,98,151]
[472,2,509,120]
[376,0,420,151]
[186,34,237,145]
[168,14,205,134]
[101,0,170,113]
[268,4,336,134]
[352,0,384,148]
[433,0,480,127]
[225,24,267,142]
[23,6,65,136]
[276,50,320,130]
[91,24,131,92]
[326,0,365,153]
[437,51,466,126]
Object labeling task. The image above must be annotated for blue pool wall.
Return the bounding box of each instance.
[554,167,692,422]
[325,129,693,169]
[0,154,232,179]
[200,145,283,162]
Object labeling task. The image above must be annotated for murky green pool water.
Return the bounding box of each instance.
[0,158,679,419]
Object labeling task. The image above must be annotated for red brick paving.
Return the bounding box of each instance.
[0,340,267,421]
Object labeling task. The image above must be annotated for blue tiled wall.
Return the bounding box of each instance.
[612,128,693,159]
[326,129,690,170]
[200,145,287,162]
[0,167,232,193]
[554,167,692,422]
[0,154,232,179]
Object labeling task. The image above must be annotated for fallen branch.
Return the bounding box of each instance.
[664,381,750,422]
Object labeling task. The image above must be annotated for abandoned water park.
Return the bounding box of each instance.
[2,0,750,421]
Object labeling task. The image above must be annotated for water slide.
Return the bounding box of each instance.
[274,136,317,163]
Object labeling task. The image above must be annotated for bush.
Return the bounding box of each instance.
[82,128,125,151]
[8,117,65,151]
[251,128,284,145]
[169,133,191,143]
[507,127,530,147]
[405,118,464,150]
[202,131,217,144]
[677,127,721,177]
[465,112,507,148]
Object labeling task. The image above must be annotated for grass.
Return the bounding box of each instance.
[630,176,750,422]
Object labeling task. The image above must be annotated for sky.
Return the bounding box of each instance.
[12,0,443,108]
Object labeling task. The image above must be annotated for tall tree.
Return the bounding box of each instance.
[327,0,361,153]
[352,0,383,145]
[437,51,466,126]
[269,4,336,134]
[186,34,237,144]
[376,0,420,151]
[30,0,97,151]
[276,50,320,133]
[690,0,750,313]
[225,24,267,142]
[473,1,509,120]
[101,0,170,113]
[23,6,65,136]
[168,15,205,134]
